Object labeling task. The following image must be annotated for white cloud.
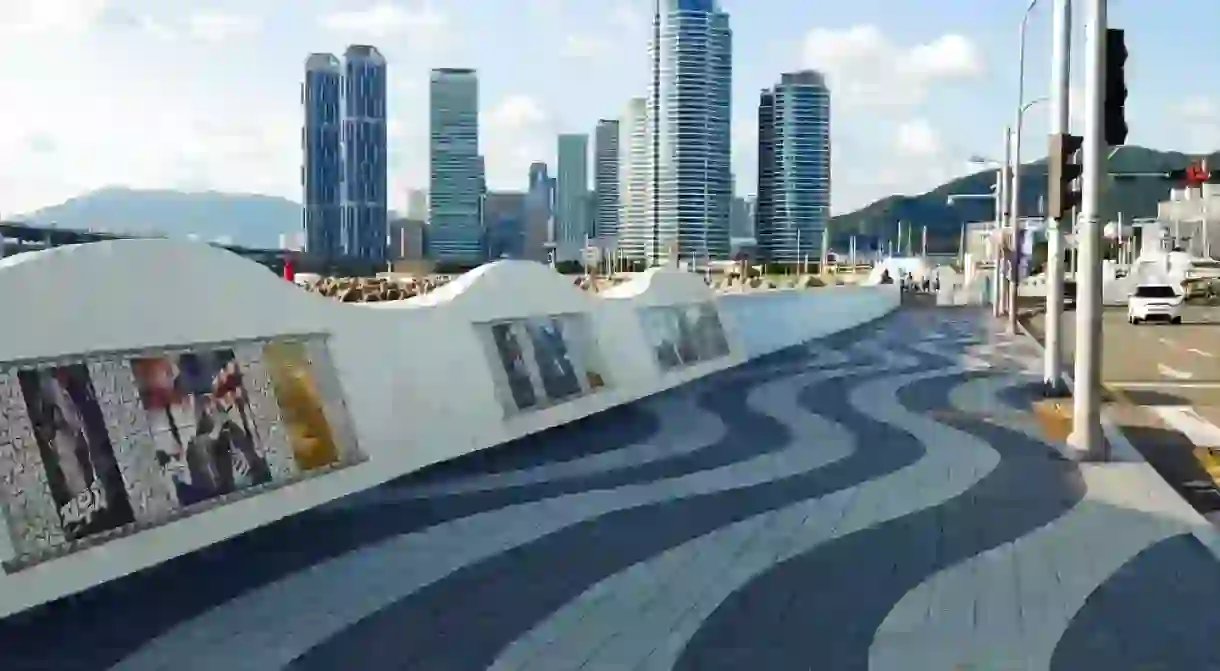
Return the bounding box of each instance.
[481,94,555,190]
[319,3,447,40]
[894,119,941,156]
[802,25,984,109]
[187,13,260,42]
[0,0,111,36]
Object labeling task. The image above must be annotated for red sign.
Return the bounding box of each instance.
[1187,163,1209,185]
[283,258,296,282]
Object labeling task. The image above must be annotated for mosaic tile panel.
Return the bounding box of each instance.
[86,359,177,522]
[233,342,297,480]
[0,367,66,557]
[302,337,364,462]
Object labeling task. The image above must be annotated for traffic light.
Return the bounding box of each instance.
[1104,28,1128,145]
[1047,133,1084,219]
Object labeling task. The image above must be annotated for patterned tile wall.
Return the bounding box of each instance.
[0,368,66,556]
[233,343,298,481]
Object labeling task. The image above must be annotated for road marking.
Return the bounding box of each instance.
[1159,337,1176,347]
[1158,363,1194,380]
[1188,348,1216,358]
[1109,382,1220,390]
[1151,406,1220,448]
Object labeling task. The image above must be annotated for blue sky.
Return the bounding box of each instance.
[0,0,1216,217]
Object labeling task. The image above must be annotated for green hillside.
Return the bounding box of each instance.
[830,146,1220,251]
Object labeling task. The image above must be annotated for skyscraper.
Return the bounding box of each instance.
[755,70,831,265]
[429,68,483,265]
[524,162,554,261]
[618,97,649,261]
[556,133,589,256]
[406,189,428,220]
[647,0,733,264]
[341,45,388,262]
[302,53,342,258]
[593,119,620,242]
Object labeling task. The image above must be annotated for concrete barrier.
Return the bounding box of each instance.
[0,239,898,617]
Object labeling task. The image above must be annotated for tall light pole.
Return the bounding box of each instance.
[998,128,1012,317]
[1070,0,1107,460]
[1044,0,1072,396]
[1009,0,1041,334]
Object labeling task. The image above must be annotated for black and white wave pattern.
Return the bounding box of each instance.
[4,311,1220,671]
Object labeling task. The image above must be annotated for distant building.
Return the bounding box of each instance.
[524,162,554,261]
[593,119,620,242]
[756,70,830,264]
[406,189,428,220]
[429,68,483,265]
[484,191,527,259]
[389,218,425,260]
[617,97,649,261]
[302,53,343,258]
[556,133,589,259]
[730,195,753,238]
[341,45,389,263]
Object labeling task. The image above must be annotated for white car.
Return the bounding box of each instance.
[1127,284,1184,324]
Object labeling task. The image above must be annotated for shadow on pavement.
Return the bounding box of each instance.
[1118,424,1220,516]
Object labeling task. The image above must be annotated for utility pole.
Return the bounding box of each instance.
[1044,0,1072,396]
[1070,0,1107,460]
[921,225,928,257]
[996,128,1012,317]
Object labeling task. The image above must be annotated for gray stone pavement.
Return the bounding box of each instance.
[4,309,1220,670]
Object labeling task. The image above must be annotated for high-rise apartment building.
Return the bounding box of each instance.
[756,70,831,265]
[647,0,733,264]
[429,68,483,265]
[556,133,590,258]
[406,189,429,220]
[593,120,620,242]
[617,97,649,261]
[302,53,342,258]
[341,45,388,262]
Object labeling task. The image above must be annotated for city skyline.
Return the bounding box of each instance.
[1,0,1216,218]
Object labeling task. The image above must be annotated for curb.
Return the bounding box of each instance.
[1012,316,1220,561]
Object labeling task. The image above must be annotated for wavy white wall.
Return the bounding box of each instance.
[0,240,896,617]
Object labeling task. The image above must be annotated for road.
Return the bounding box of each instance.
[1028,305,1220,520]
[5,309,1220,670]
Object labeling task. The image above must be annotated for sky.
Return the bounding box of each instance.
[0,0,1217,217]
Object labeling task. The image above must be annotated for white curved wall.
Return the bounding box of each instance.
[0,240,897,617]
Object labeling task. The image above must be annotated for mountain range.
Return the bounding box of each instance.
[11,146,1215,251]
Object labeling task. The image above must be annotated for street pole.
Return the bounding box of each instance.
[1070,0,1107,460]
[921,225,928,257]
[1044,0,1071,395]
[1009,0,1038,335]
[995,128,1012,317]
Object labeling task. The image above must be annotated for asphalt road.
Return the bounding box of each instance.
[1026,304,1220,518]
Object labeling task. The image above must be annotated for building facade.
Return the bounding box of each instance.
[593,119,620,242]
[617,97,650,261]
[647,0,733,264]
[302,53,342,258]
[523,162,554,261]
[429,68,484,265]
[755,70,831,265]
[341,45,388,262]
[555,133,589,259]
[406,189,429,220]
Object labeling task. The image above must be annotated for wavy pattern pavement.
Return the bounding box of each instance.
[5,308,1220,671]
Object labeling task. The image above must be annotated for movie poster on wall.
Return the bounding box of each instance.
[129,349,273,508]
[640,307,685,370]
[261,340,344,471]
[490,322,538,410]
[522,317,582,402]
[14,363,136,542]
[685,302,731,360]
[558,314,606,390]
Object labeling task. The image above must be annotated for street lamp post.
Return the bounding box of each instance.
[1044,0,1072,396]
[1009,0,1041,334]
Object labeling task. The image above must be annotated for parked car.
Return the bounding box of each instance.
[1127,284,1183,324]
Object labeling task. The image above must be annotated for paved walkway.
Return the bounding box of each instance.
[4,309,1220,670]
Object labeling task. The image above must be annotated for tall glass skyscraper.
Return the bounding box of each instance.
[593,120,620,242]
[341,45,388,262]
[556,133,589,256]
[755,70,831,265]
[647,0,732,264]
[429,68,483,265]
[302,53,342,258]
[617,97,650,260]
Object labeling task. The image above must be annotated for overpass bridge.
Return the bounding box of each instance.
[0,240,1219,670]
